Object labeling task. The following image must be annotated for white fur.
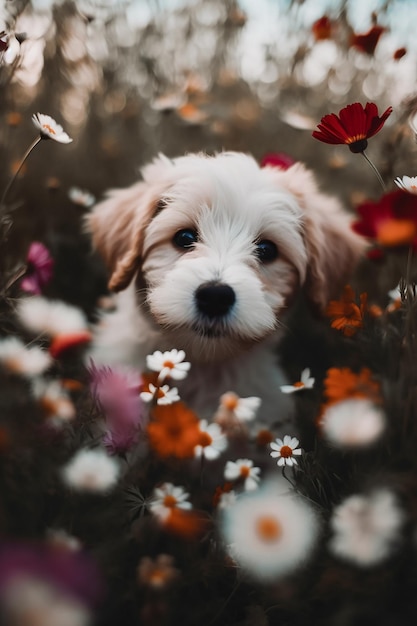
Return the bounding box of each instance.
[87,152,366,426]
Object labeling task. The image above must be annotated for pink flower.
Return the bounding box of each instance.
[20,242,54,295]
[88,362,145,454]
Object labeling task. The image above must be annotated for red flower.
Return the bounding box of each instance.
[352,189,417,248]
[20,241,54,295]
[260,152,295,170]
[350,25,386,55]
[312,102,392,153]
[312,16,332,41]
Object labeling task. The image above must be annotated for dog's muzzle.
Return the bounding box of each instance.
[195,283,236,319]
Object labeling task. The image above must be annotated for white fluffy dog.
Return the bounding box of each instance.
[87,152,365,426]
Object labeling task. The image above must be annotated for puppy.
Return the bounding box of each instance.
[87,152,365,427]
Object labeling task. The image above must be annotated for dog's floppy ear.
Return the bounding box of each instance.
[86,155,173,292]
[271,162,367,311]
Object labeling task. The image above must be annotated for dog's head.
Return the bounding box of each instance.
[87,152,366,360]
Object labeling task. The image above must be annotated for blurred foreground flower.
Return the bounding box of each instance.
[329,489,404,566]
[280,368,315,393]
[0,541,102,622]
[220,481,319,582]
[325,285,367,337]
[270,436,302,467]
[320,397,386,448]
[0,337,52,377]
[89,362,144,454]
[32,113,73,144]
[61,448,120,493]
[312,102,392,154]
[20,242,54,295]
[353,189,417,247]
[18,297,91,357]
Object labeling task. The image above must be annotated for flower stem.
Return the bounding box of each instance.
[0,135,42,209]
[361,151,386,191]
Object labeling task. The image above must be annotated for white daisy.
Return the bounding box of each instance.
[61,448,120,493]
[224,459,261,491]
[195,420,228,460]
[148,482,192,521]
[329,489,405,566]
[68,186,96,208]
[146,349,191,383]
[218,392,261,422]
[270,435,302,467]
[321,398,385,448]
[18,297,88,337]
[394,175,417,195]
[280,368,315,394]
[140,383,180,405]
[220,480,320,581]
[0,337,52,377]
[32,113,73,144]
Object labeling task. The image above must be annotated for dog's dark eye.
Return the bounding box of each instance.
[255,240,279,263]
[173,229,198,250]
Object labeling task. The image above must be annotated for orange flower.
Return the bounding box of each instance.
[325,285,367,337]
[317,366,381,427]
[323,367,380,405]
[163,508,210,541]
[147,401,201,458]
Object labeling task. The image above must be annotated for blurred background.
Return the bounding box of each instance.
[2,3,417,625]
[1,0,417,311]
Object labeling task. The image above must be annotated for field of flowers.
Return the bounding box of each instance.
[1,1,417,624]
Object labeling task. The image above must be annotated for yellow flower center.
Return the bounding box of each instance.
[293,381,305,388]
[256,515,282,542]
[346,133,366,144]
[163,360,175,370]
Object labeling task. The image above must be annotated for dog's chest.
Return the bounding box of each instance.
[177,348,294,427]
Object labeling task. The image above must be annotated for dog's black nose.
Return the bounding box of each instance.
[195,284,236,318]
